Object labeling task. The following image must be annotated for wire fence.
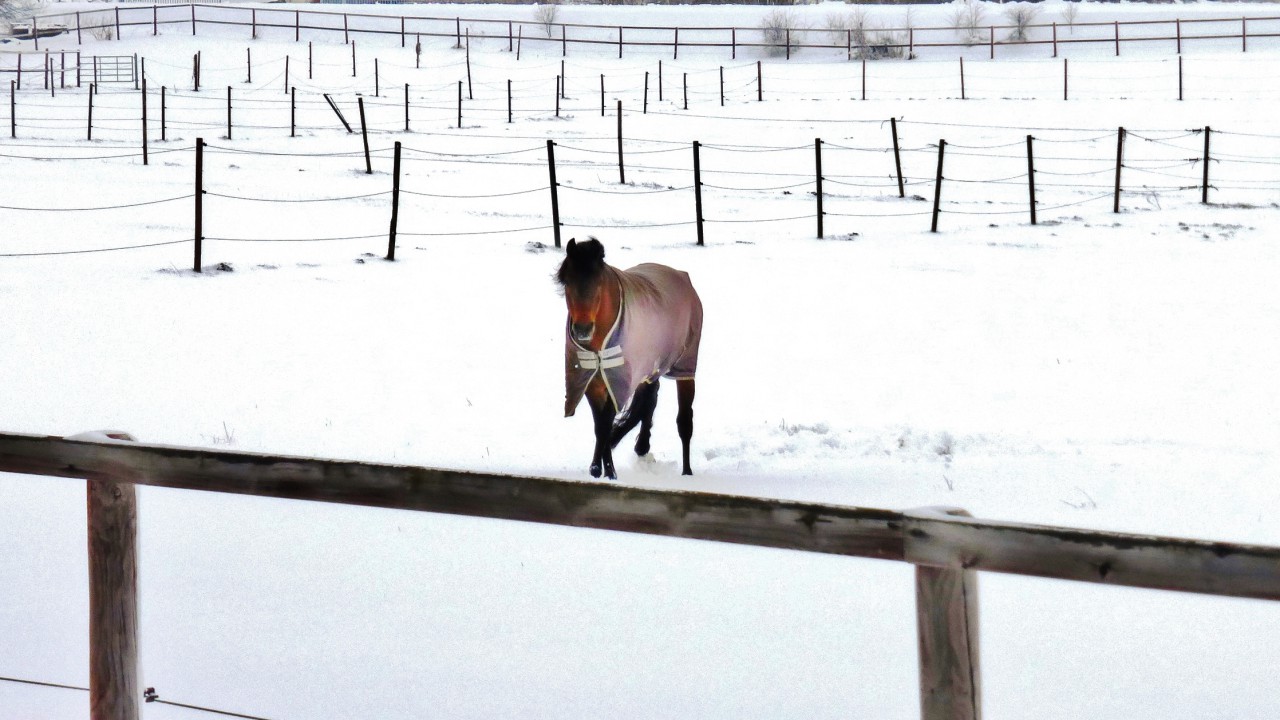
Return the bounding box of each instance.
[2,113,1278,263]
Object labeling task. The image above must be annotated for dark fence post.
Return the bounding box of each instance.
[507,80,512,124]
[225,85,231,139]
[1026,135,1036,225]
[195,138,204,273]
[285,56,290,94]
[358,97,371,175]
[1201,126,1211,204]
[643,71,649,114]
[555,75,560,118]
[960,57,965,100]
[246,47,251,84]
[9,81,13,138]
[1178,56,1183,101]
[1064,58,1068,101]
[891,117,905,198]
[141,76,148,166]
[815,138,824,239]
[930,140,946,233]
[466,30,472,99]
[719,66,724,106]
[1113,127,1126,214]
[617,101,625,184]
[87,82,94,140]
[291,87,296,137]
[546,140,562,249]
[600,74,605,117]
[88,451,140,720]
[693,140,704,246]
[388,141,401,261]
[659,60,663,102]
[683,72,688,110]
[757,60,762,101]
[457,80,462,128]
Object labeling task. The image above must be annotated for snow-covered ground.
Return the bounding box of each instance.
[2,2,1279,718]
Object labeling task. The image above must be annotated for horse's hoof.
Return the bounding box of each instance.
[682,467,693,476]
[590,462,602,478]
[634,440,650,457]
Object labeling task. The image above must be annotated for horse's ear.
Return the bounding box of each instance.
[566,237,577,253]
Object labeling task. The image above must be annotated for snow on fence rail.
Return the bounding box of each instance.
[0,430,1277,720]
[10,4,1280,60]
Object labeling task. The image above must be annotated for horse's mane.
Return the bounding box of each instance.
[556,237,608,293]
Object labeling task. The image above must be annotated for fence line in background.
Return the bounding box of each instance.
[0,116,1267,259]
[9,4,1280,63]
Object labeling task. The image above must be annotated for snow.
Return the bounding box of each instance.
[2,1,1279,718]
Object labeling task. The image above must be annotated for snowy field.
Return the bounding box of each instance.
[2,1,1279,718]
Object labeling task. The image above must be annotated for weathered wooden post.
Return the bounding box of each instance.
[546,140,562,249]
[1201,126,1211,205]
[1026,135,1037,225]
[905,507,981,720]
[84,431,141,720]
[1113,127,1126,213]
[388,141,401,261]
[194,138,204,272]
[931,140,946,233]
[815,138,824,239]
[617,100,625,184]
[890,117,905,198]
[693,140,704,246]
[358,97,371,175]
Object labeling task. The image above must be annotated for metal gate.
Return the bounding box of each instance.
[89,55,136,84]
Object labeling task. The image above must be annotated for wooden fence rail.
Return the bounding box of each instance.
[1,430,1278,720]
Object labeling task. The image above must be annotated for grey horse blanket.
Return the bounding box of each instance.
[565,263,703,417]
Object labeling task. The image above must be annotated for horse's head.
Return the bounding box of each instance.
[556,237,614,346]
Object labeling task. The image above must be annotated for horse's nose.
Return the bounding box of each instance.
[571,322,594,343]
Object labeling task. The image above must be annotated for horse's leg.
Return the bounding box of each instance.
[588,388,618,480]
[675,378,695,476]
[634,380,659,457]
[611,381,658,453]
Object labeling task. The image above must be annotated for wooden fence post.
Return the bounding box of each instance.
[757,61,762,101]
[719,66,724,106]
[9,81,13,138]
[358,97,371,175]
[466,31,472,99]
[457,80,462,128]
[1178,56,1184,101]
[815,138,824,239]
[617,100,625,184]
[406,83,411,131]
[1026,135,1036,225]
[87,434,141,720]
[906,507,982,720]
[600,74,605,117]
[643,71,649,114]
[291,87,296,137]
[683,72,688,110]
[388,141,401,261]
[87,83,94,140]
[507,80,512,124]
[1064,58,1068,101]
[546,140,561,249]
[141,76,148,166]
[1113,127,1126,213]
[693,140,704,246]
[194,138,203,273]
[931,140,946,233]
[1201,126,1211,204]
[959,57,966,100]
[890,117,904,198]
[225,86,231,140]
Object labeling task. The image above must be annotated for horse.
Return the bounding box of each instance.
[556,237,703,480]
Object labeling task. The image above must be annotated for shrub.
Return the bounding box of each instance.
[760,8,800,56]
[1003,3,1040,42]
[533,2,559,40]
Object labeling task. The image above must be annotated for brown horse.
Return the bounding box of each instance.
[557,237,703,480]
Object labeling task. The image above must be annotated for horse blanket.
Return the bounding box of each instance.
[565,263,703,417]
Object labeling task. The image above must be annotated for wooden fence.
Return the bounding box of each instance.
[1,430,1278,720]
[16,3,1280,60]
